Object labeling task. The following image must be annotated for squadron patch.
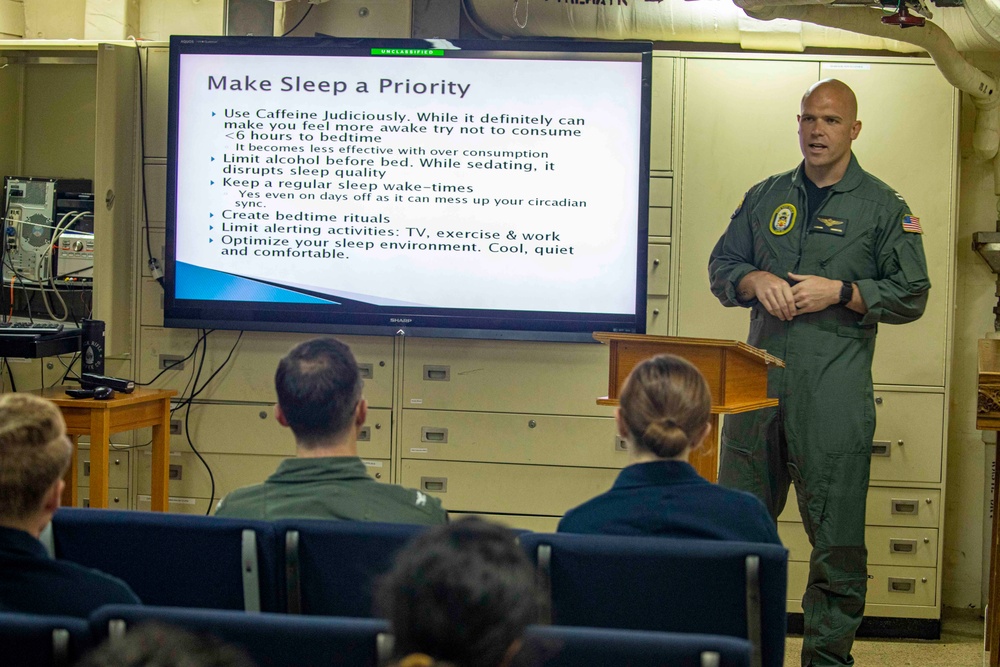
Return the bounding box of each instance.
[901,214,923,234]
[769,203,797,236]
[810,215,847,236]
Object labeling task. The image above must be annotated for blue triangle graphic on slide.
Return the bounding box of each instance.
[175,262,338,304]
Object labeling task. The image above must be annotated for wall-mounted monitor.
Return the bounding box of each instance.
[165,35,652,342]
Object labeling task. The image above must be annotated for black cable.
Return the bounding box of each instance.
[186,331,243,403]
[136,329,212,387]
[2,255,35,322]
[51,352,81,387]
[179,330,242,514]
[131,38,163,289]
[182,333,216,515]
[4,358,15,392]
[169,339,202,416]
[282,4,314,37]
[0,199,10,322]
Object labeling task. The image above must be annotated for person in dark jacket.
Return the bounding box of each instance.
[559,353,780,545]
[0,393,140,616]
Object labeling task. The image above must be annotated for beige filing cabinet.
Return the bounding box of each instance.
[397,337,623,527]
[647,56,675,335]
[674,55,956,625]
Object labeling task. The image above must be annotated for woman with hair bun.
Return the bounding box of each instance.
[558,354,780,544]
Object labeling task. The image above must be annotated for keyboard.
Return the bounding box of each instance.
[0,322,65,335]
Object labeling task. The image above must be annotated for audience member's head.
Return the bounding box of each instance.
[377,517,540,667]
[77,622,256,667]
[617,354,712,461]
[0,393,72,536]
[273,337,365,449]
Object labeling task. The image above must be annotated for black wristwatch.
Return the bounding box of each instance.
[839,281,853,305]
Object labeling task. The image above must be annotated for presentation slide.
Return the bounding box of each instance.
[172,46,644,316]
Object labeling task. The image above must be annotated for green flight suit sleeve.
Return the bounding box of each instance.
[708,189,762,308]
[854,203,930,326]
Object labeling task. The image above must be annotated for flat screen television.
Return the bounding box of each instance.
[164,35,652,342]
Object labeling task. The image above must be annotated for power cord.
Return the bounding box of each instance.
[282,4,315,36]
[131,37,164,288]
[136,329,212,387]
[181,333,216,515]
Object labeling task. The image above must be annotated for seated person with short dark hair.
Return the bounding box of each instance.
[377,517,540,667]
[215,337,447,525]
[558,354,781,544]
[0,393,141,616]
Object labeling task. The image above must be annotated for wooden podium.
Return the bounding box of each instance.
[977,339,1000,666]
[593,333,784,482]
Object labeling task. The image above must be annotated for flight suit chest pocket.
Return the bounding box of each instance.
[814,229,874,278]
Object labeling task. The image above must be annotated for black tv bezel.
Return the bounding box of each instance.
[164,35,652,343]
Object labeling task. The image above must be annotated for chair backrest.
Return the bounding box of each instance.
[275,519,428,616]
[525,625,752,667]
[51,508,280,612]
[90,604,391,667]
[0,611,92,667]
[518,533,787,667]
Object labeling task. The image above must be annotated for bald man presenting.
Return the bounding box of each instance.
[708,80,930,666]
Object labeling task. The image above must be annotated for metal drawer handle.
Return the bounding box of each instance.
[421,427,448,443]
[891,499,918,515]
[889,539,917,554]
[358,363,373,379]
[358,426,371,442]
[871,440,891,457]
[420,477,447,492]
[423,365,450,381]
[888,577,915,594]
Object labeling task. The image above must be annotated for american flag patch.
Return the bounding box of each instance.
[902,215,923,234]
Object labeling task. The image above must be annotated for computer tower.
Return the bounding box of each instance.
[2,177,57,283]
[2,177,95,284]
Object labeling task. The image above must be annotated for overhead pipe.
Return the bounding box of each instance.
[465,0,922,52]
[741,3,1000,159]
[464,0,1000,158]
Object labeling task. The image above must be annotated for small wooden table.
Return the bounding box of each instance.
[36,387,177,511]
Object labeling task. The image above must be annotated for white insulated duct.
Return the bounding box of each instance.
[742,4,1000,157]
[466,0,1000,157]
[964,0,1000,49]
[746,5,997,102]
[466,0,922,52]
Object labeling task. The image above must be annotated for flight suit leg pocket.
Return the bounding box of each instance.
[718,435,757,492]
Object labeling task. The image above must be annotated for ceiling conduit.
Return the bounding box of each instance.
[466,0,920,51]
[466,0,1000,163]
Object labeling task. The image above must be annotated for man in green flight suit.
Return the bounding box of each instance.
[708,79,930,667]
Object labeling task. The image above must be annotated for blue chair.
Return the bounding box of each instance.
[0,611,92,667]
[51,508,280,612]
[525,625,752,667]
[90,605,391,667]
[275,519,428,616]
[518,533,787,667]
